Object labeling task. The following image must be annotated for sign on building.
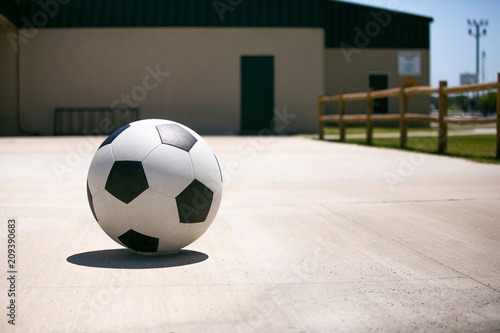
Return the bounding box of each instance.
[460,73,477,85]
[398,51,421,76]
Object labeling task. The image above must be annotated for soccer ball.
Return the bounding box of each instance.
[86,119,223,254]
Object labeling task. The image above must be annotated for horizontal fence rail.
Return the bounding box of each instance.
[318,73,500,158]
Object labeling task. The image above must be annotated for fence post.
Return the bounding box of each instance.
[318,95,324,140]
[497,73,500,159]
[366,88,373,144]
[339,92,346,141]
[399,86,408,147]
[438,81,448,153]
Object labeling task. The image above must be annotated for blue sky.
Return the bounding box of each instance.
[340,0,500,87]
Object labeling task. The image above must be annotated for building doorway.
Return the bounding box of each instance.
[240,56,274,133]
[368,73,389,114]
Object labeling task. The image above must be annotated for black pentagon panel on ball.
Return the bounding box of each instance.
[105,161,149,204]
[176,179,214,223]
[86,182,98,222]
[156,124,197,152]
[118,229,159,253]
[99,124,130,148]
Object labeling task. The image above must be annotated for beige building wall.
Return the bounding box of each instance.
[0,17,20,135]
[325,49,431,119]
[19,27,324,135]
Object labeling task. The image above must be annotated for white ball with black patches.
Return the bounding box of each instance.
[86,119,223,254]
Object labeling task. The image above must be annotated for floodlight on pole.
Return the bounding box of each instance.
[467,19,487,84]
[468,18,487,111]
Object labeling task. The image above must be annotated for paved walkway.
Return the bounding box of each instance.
[1,136,500,332]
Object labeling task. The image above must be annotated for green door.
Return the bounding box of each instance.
[368,73,389,114]
[240,56,274,133]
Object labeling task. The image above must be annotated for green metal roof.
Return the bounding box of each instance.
[0,0,18,26]
[1,0,432,49]
[325,1,433,49]
[14,0,324,28]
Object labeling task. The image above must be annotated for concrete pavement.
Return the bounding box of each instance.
[1,135,500,332]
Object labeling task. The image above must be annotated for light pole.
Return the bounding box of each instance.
[468,19,487,84]
[468,19,487,111]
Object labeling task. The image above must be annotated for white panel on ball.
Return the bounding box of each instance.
[158,222,211,253]
[130,119,172,127]
[111,125,162,161]
[126,189,179,238]
[87,144,115,195]
[92,190,131,245]
[189,141,223,192]
[142,144,195,197]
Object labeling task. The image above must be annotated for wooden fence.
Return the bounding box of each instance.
[318,73,500,159]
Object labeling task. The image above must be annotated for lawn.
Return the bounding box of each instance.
[322,125,493,136]
[323,126,435,136]
[326,134,499,164]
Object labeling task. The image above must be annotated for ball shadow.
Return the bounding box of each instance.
[67,248,208,269]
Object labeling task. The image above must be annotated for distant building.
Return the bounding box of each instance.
[0,0,432,135]
[460,73,478,85]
